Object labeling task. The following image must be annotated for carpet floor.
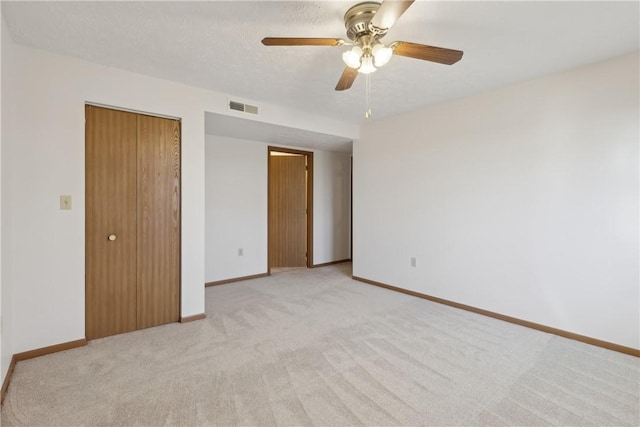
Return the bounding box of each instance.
[2,263,639,426]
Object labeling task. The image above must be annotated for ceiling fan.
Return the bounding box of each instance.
[262,0,464,92]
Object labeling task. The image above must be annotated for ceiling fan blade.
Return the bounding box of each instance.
[393,41,463,65]
[262,37,344,46]
[335,67,358,91]
[369,0,415,33]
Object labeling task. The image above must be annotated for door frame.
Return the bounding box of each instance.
[267,146,314,274]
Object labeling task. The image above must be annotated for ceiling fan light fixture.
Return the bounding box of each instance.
[372,43,393,67]
[342,46,363,69]
[358,55,377,74]
[262,0,464,93]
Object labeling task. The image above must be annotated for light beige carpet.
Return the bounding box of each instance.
[2,263,639,426]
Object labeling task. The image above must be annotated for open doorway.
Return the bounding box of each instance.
[268,146,313,273]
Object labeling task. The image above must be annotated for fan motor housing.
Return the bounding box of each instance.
[344,1,381,41]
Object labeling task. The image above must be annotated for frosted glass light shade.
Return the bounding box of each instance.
[372,44,392,67]
[342,46,362,69]
[358,55,377,74]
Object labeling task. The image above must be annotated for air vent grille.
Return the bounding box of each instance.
[228,100,259,115]
[229,101,244,112]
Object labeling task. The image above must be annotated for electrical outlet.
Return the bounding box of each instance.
[411,257,416,267]
[238,248,243,256]
[60,195,72,210]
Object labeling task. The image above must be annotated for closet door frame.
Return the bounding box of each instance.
[267,146,314,273]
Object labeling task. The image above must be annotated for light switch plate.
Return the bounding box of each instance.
[60,195,72,210]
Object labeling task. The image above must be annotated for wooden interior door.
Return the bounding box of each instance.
[86,105,180,340]
[85,105,138,339]
[269,152,307,268]
[136,114,181,329]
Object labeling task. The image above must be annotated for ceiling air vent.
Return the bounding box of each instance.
[228,100,258,115]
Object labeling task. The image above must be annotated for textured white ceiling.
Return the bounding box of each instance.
[2,1,639,126]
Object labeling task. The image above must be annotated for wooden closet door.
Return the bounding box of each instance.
[136,114,181,329]
[269,154,307,268]
[85,105,138,339]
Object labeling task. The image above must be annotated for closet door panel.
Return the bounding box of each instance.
[85,105,138,339]
[136,114,181,329]
[269,155,307,268]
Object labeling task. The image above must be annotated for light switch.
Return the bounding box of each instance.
[60,195,72,210]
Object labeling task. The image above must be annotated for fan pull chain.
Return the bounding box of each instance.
[365,73,372,119]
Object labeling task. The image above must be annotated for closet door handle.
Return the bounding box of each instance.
[108,234,117,241]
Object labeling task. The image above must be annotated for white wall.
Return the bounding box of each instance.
[1,11,15,385]
[313,150,351,264]
[205,135,268,282]
[205,135,351,283]
[1,40,357,364]
[354,52,639,349]
[0,10,5,384]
